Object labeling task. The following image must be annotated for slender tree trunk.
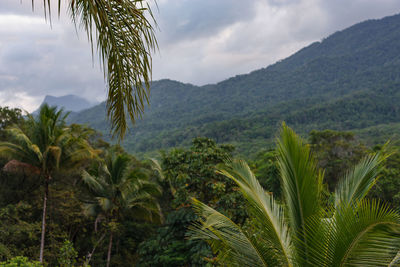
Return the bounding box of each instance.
[85,233,106,265]
[39,179,49,263]
[106,231,113,267]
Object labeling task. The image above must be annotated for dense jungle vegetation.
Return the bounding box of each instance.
[3,10,400,267]
[1,105,400,266]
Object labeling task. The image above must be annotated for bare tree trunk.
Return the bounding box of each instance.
[39,179,49,263]
[85,233,106,265]
[106,231,113,267]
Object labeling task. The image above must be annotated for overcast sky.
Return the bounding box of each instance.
[0,0,400,112]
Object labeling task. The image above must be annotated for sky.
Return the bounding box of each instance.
[0,0,400,112]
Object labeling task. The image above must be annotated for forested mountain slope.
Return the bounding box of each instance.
[69,13,400,156]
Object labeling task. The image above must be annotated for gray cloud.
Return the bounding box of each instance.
[0,2,105,111]
[154,0,258,42]
[320,0,400,33]
[0,0,400,112]
[152,0,400,85]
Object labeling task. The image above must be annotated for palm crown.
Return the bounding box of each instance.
[82,152,162,222]
[82,150,162,266]
[191,124,400,266]
[0,105,96,177]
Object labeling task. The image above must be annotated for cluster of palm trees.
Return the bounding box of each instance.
[191,124,400,266]
[81,150,162,267]
[0,105,162,265]
[1,106,400,266]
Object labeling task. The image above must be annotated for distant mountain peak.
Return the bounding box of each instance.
[35,94,98,113]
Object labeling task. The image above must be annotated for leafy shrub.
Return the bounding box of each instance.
[0,256,42,267]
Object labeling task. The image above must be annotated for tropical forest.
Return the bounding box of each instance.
[1,1,400,266]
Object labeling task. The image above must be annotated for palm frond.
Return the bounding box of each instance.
[300,200,400,267]
[66,0,157,138]
[5,126,33,147]
[4,126,44,164]
[108,153,131,185]
[82,170,107,196]
[61,144,99,170]
[0,140,42,168]
[96,197,114,213]
[335,152,387,207]
[216,158,293,266]
[190,199,268,267]
[331,199,400,266]
[30,144,43,163]
[0,142,30,161]
[46,145,62,169]
[148,158,165,181]
[276,123,323,261]
[299,210,336,267]
[84,203,103,218]
[389,250,400,267]
[129,204,162,223]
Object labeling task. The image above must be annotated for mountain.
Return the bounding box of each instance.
[69,13,400,157]
[35,95,97,113]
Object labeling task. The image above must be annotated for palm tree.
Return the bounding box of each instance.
[81,151,162,267]
[33,0,157,138]
[191,124,400,266]
[0,104,98,263]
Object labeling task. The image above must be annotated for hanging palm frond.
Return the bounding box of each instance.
[34,0,157,138]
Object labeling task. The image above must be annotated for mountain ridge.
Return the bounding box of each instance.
[69,12,400,156]
[34,94,98,114]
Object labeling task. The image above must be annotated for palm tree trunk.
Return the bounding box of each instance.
[106,231,113,267]
[39,179,49,263]
[85,232,106,265]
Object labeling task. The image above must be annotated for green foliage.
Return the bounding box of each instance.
[58,240,78,267]
[369,146,400,207]
[0,104,98,264]
[0,256,42,267]
[0,107,23,141]
[0,202,41,261]
[191,125,400,266]
[250,150,281,198]
[137,138,245,266]
[309,129,368,190]
[137,208,214,267]
[0,114,400,266]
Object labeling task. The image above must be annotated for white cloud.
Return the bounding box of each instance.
[0,90,41,112]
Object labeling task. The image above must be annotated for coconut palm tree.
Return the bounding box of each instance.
[191,124,400,266]
[81,151,162,267]
[0,104,98,263]
[33,0,157,138]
